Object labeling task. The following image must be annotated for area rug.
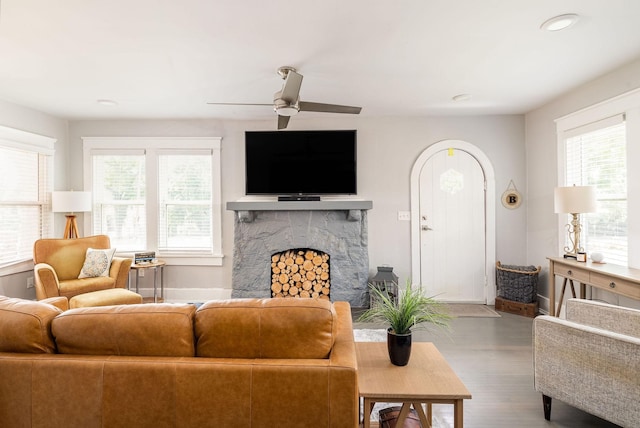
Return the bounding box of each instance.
[353,328,387,342]
[445,303,500,318]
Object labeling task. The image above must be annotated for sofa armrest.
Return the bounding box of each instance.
[40,296,69,311]
[565,298,640,338]
[533,315,640,426]
[329,301,358,428]
[110,257,133,289]
[330,301,357,367]
[34,263,61,300]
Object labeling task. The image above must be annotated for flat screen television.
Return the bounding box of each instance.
[245,130,357,196]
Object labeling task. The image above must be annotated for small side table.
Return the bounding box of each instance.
[130,260,166,303]
[356,342,471,428]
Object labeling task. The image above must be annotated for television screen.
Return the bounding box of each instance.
[245,130,357,196]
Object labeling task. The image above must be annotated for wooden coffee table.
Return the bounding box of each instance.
[356,342,471,428]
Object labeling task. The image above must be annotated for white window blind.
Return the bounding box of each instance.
[564,116,627,265]
[0,147,52,266]
[158,152,213,253]
[92,152,147,252]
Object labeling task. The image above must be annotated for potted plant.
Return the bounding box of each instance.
[358,280,451,366]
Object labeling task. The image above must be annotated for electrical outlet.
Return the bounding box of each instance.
[26,277,34,289]
[139,269,145,277]
[397,211,411,221]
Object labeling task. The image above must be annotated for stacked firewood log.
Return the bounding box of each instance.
[271,249,330,299]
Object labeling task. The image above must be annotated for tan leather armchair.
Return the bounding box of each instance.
[33,235,132,301]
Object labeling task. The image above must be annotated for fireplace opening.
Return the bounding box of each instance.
[271,249,330,299]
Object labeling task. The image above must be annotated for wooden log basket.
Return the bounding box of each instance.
[379,406,422,428]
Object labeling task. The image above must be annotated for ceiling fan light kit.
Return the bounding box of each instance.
[275,105,298,116]
[208,66,362,129]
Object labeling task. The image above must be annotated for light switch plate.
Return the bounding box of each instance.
[397,211,411,221]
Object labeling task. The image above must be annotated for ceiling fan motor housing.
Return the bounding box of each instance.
[274,92,299,116]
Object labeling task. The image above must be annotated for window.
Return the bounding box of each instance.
[564,117,627,265]
[84,138,222,266]
[92,152,147,251]
[158,152,213,252]
[557,89,640,269]
[0,126,55,269]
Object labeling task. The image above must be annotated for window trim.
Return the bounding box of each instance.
[82,137,223,266]
[0,125,56,275]
[556,88,640,267]
[0,125,56,156]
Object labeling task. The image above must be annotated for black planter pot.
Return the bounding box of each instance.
[387,328,412,366]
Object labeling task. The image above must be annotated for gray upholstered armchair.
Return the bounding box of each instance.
[533,298,640,426]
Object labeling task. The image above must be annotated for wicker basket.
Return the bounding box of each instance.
[496,261,541,303]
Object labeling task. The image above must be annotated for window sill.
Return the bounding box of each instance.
[116,253,224,267]
[0,259,34,276]
[160,254,224,266]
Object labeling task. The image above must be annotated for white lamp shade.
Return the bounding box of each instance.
[51,191,92,213]
[554,186,597,214]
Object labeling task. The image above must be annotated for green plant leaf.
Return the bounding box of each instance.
[358,279,451,335]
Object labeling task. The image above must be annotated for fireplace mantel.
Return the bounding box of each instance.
[227,199,373,222]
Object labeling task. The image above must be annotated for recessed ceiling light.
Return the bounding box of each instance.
[540,14,579,32]
[97,99,118,106]
[452,94,472,102]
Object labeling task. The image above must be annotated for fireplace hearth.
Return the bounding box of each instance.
[228,200,372,308]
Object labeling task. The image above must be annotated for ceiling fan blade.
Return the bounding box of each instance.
[206,102,272,106]
[280,70,303,103]
[299,101,362,114]
[277,115,291,130]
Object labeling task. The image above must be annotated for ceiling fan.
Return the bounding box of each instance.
[207,66,362,129]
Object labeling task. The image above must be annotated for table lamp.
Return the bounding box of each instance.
[554,185,597,258]
[51,191,92,239]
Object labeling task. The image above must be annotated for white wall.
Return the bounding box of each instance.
[0,99,68,299]
[5,58,639,308]
[67,114,525,301]
[525,58,640,312]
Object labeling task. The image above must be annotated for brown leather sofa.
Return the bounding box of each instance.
[0,295,358,428]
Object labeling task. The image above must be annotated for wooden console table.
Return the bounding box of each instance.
[548,257,640,316]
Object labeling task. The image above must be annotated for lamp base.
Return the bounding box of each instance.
[63,214,80,239]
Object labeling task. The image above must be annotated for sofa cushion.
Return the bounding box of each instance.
[68,288,143,308]
[0,296,61,353]
[195,298,337,359]
[78,247,116,278]
[52,303,197,356]
[58,276,116,298]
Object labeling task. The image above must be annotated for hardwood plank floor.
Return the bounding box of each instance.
[353,309,621,428]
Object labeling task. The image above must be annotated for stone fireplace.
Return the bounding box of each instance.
[227,200,372,307]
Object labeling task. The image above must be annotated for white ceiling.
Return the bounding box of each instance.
[1,0,639,123]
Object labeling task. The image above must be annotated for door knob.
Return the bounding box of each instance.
[421,225,433,231]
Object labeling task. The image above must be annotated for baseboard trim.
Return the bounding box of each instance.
[133,287,232,303]
[133,289,553,312]
[537,294,550,315]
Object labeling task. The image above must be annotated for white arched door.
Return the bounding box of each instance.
[411,140,496,304]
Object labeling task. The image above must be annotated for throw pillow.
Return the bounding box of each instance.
[78,247,116,278]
